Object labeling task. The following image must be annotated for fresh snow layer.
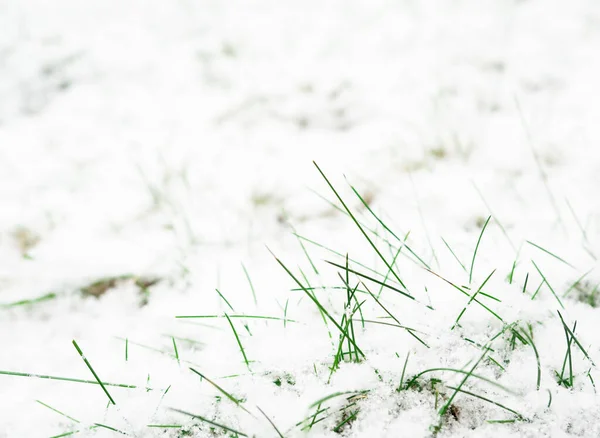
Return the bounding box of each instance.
[2,0,600,437]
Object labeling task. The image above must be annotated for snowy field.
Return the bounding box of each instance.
[2,1,600,436]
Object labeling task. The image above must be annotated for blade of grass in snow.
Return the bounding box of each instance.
[404,367,516,394]
[441,237,467,273]
[587,369,596,392]
[333,409,359,433]
[355,319,421,333]
[522,273,529,294]
[36,400,80,423]
[216,288,252,335]
[437,345,491,423]
[72,340,116,405]
[527,240,575,269]
[176,314,298,322]
[291,223,320,275]
[508,244,523,285]
[224,313,251,370]
[0,369,139,388]
[424,268,503,323]
[170,408,247,437]
[452,270,496,330]
[331,273,363,376]
[308,390,369,408]
[445,386,523,419]
[297,265,332,338]
[558,321,576,388]
[50,425,100,438]
[531,260,565,309]
[1,292,57,308]
[171,337,180,365]
[563,268,594,297]
[294,233,406,286]
[149,384,172,420]
[188,367,254,416]
[241,263,258,306]
[114,337,200,367]
[93,423,127,435]
[398,352,410,391]
[469,215,491,284]
[472,182,517,252]
[325,260,413,301]
[361,282,429,347]
[271,249,365,358]
[347,181,430,270]
[215,288,235,312]
[557,311,596,367]
[283,298,289,328]
[256,405,285,438]
[377,237,408,299]
[343,257,359,361]
[146,425,182,429]
[314,162,409,291]
[307,188,428,270]
[519,328,541,390]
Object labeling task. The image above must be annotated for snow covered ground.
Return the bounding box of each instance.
[2,0,600,436]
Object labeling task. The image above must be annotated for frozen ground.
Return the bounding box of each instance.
[2,0,600,436]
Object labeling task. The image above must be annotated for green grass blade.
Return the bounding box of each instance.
[518,328,541,390]
[527,240,575,269]
[92,423,127,435]
[72,340,115,405]
[313,162,408,290]
[241,263,258,306]
[557,311,596,367]
[347,182,430,270]
[441,237,467,273]
[257,405,285,438]
[472,183,517,252]
[398,352,410,391]
[531,261,565,309]
[171,337,180,365]
[469,216,491,284]
[188,368,253,416]
[425,268,503,323]
[175,314,298,322]
[170,408,248,437]
[445,385,523,419]
[361,282,428,347]
[438,345,490,418]
[146,425,182,428]
[0,369,138,389]
[1,292,57,308]
[453,270,495,329]
[325,260,413,300]
[270,250,365,358]
[36,400,80,423]
[563,268,594,298]
[224,313,250,370]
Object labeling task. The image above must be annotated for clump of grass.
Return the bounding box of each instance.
[14,162,600,437]
[566,279,600,308]
[80,275,160,306]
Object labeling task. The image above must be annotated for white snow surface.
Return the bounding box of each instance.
[2,0,600,437]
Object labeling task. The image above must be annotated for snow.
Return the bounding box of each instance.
[2,0,600,436]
